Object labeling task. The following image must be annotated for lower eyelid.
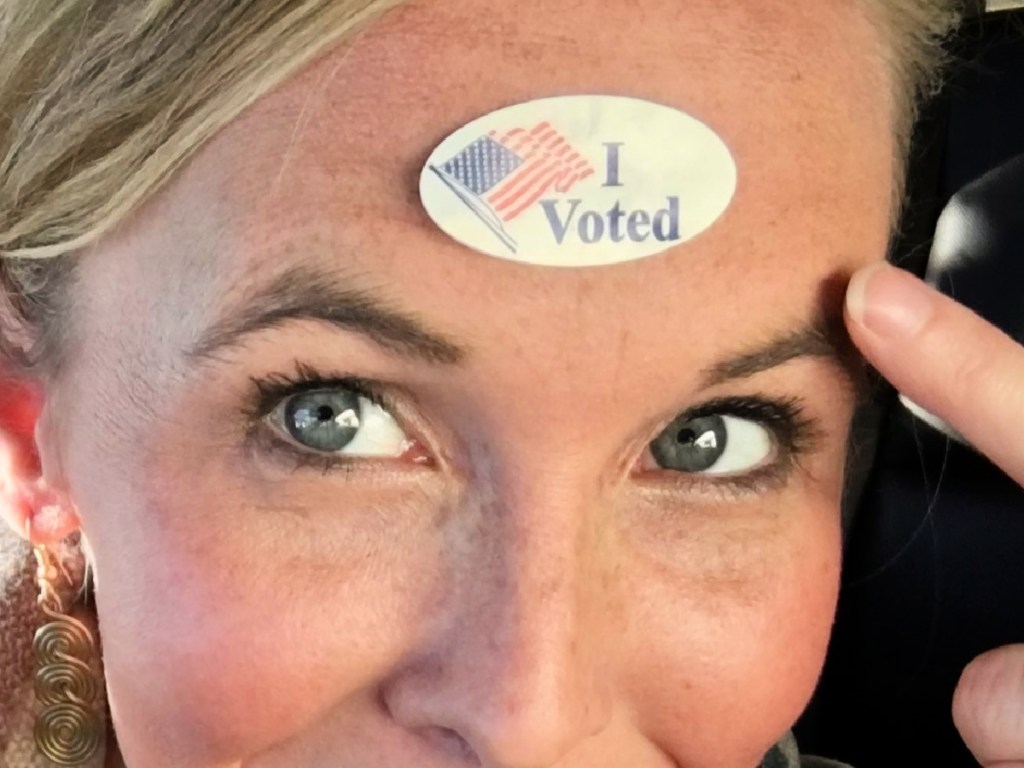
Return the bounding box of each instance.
[637,461,797,502]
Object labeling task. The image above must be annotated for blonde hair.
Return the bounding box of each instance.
[867,0,965,214]
[0,0,963,373]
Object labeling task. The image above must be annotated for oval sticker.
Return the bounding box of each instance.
[419,95,737,268]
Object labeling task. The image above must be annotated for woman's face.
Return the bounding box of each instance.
[42,0,894,765]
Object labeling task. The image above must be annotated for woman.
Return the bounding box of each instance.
[1,1,1021,766]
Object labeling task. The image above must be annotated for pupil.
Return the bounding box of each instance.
[317,405,334,422]
[676,428,696,445]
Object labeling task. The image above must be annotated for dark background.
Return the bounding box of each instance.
[794,8,1024,767]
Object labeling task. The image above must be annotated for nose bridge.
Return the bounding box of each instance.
[390,471,617,768]
[462,479,614,767]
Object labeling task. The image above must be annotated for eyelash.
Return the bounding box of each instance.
[242,362,824,490]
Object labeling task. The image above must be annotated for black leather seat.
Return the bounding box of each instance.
[794,9,1024,767]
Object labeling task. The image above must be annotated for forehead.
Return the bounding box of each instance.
[80,0,894,385]
[210,0,890,249]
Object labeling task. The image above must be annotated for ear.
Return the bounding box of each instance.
[0,373,82,545]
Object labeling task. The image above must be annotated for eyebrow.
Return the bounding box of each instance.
[187,265,466,365]
[698,314,867,398]
[188,264,864,397]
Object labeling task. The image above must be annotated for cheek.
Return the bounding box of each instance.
[622,493,841,766]
[85,464,449,765]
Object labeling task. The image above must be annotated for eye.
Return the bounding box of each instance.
[266,387,412,457]
[645,413,774,476]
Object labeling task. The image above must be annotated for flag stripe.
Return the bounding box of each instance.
[491,160,567,213]
[501,169,568,219]
[502,165,589,219]
[488,156,563,209]
[487,125,582,208]
[489,148,586,211]
[507,123,558,156]
[553,166,595,193]
[510,133,563,164]
[487,145,567,204]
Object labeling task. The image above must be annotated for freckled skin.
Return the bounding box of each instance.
[31,0,894,766]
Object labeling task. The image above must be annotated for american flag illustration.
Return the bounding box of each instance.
[429,121,595,253]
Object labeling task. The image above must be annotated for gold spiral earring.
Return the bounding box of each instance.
[32,543,104,766]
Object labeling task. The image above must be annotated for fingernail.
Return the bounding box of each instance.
[847,262,934,338]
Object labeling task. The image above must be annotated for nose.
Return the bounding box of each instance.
[382,482,616,768]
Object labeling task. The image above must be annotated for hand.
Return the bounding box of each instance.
[845,262,1024,768]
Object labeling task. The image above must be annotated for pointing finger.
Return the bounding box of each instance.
[845,262,1024,487]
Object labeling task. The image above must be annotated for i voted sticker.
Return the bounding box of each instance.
[419,95,737,268]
